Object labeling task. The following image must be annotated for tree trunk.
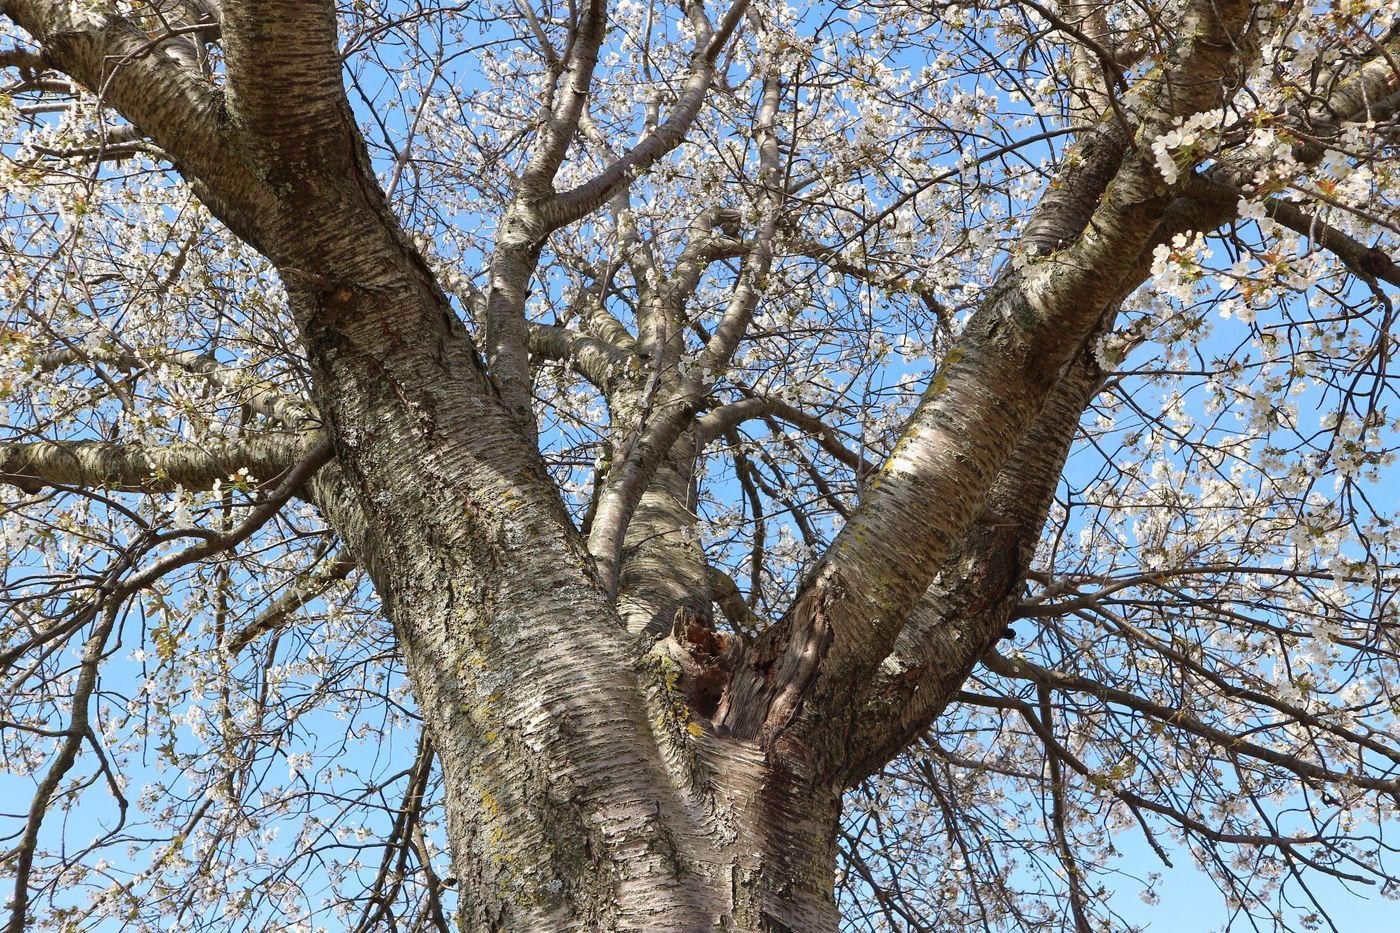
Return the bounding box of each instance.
[280,267,841,928]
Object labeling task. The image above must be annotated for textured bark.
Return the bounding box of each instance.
[8,0,1367,928]
[1,0,275,245]
[291,273,840,930]
[846,347,1107,779]
[615,437,713,638]
[712,0,1267,775]
[0,433,320,493]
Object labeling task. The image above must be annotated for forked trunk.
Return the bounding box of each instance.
[293,280,843,930]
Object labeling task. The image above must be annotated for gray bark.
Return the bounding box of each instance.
[7,0,1386,928]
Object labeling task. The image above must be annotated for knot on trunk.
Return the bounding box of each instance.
[669,611,740,720]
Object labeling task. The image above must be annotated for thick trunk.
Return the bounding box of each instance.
[439,673,845,931]
[287,269,842,929]
[699,743,843,933]
[296,291,678,927]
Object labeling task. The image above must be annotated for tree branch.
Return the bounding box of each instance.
[119,439,334,593]
[528,323,631,390]
[982,651,1400,796]
[549,0,751,227]
[712,0,1273,759]
[842,341,1106,779]
[1,0,273,245]
[31,346,316,428]
[0,433,323,494]
[586,61,783,595]
[227,547,356,654]
[696,394,877,477]
[517,0,608,198]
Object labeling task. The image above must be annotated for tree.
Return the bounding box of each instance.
[1,0,1398,929]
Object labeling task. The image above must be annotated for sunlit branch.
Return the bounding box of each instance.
[548,0,753,226]
[528,322,631,389]
[0,433,324,494]
[3,0,276,246]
